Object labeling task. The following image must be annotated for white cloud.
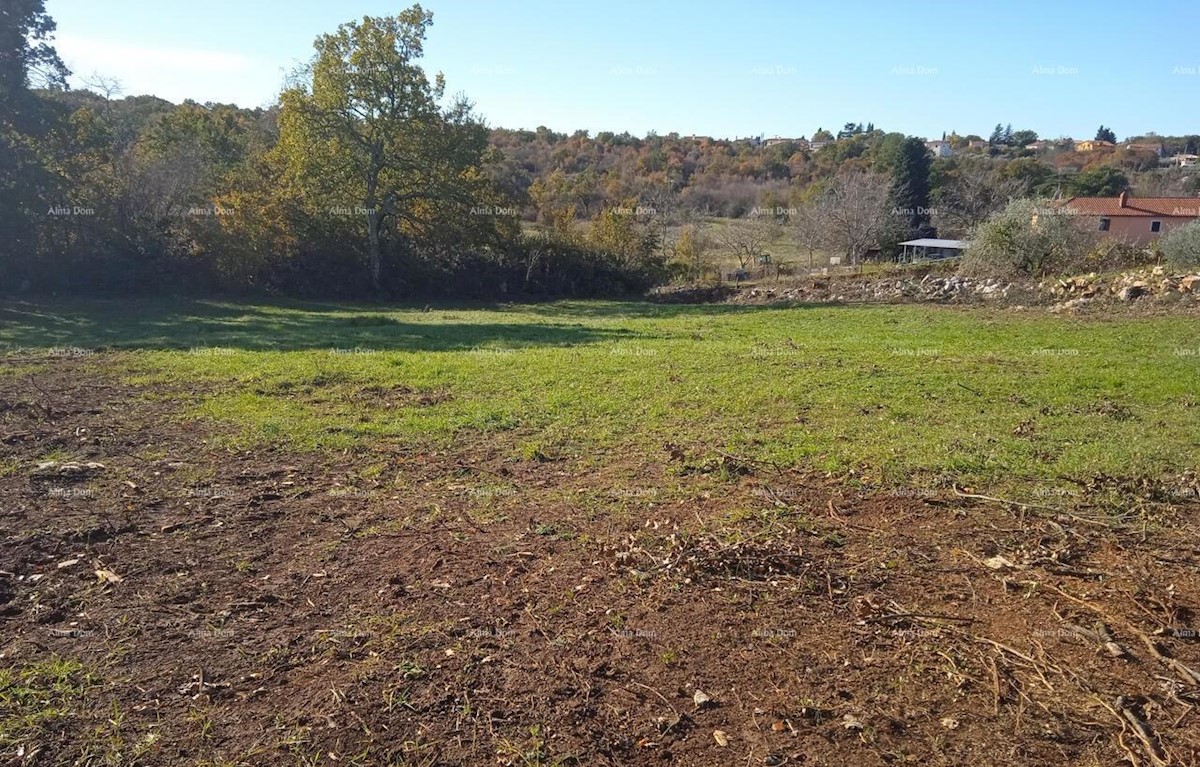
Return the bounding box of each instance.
[55,34,284,107]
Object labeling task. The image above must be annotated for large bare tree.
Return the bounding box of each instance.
[715,216,778,272]
[933,160,1025,236]
[792,200,827,271]
[816,172,898,266]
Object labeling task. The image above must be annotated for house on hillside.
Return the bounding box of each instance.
[1074,139,1116,152]
[1026,139,1073,152]
[1125,141,1165,158]
[967,139,988,150]
[925,140,954,158]
[1056,192,1200,245]
[1169,153,1199,168]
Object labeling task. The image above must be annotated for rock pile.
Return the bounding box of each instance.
[646,284,736,304]
[728,274,1012,304]
[662,265,1199,311]
[1042,266,1200,304]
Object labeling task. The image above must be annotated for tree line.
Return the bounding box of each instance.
[3,2,1197,298]
[1,3,666,298]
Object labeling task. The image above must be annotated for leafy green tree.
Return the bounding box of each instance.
[1069,166,1129,196]
[141,101,263,176]
[277,5,502,291]
[1009,130,1038,147]
[879,136,934,238]
[1,0,70,284]
[1095,125,1117,143]
[837,122,864,140]
[998,157,1054,194]
[588,202,660,270]
[0,0,68,120]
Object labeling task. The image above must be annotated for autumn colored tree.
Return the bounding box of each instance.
[276,6,502,292]
[588,202,660,270]
[671,222,714,279]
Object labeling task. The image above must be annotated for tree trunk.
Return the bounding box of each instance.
[365,173,382,293]
[366,209,383,292]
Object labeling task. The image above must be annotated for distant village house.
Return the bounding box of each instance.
[1074,139,1116,152]
[1057,192,1200,245]
[1124,141,1165,158]
[925,139,953,158]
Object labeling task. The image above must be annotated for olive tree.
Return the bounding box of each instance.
[960,198,1097,278]
[1160,219,1200,269]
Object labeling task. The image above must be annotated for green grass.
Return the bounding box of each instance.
[0,657,95,750]
[2,297,1198,496]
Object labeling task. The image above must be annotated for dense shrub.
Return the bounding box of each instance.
[1160,220,1200,269]
[227,235,665,300]
[1081,240,1156,273]
[504,234,667,297]
[960,198,1097,278]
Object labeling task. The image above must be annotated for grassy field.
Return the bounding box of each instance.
[2,297,1197,497]
[4,296,1200,766]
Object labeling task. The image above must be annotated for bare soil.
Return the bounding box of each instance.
[2,358,1199,766]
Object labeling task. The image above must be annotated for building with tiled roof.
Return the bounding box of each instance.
[1057,192,1200,244]
[1124,142,1165,158]
[1074,139,1116,152]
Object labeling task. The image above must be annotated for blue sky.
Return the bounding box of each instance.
[46,0,1199,141]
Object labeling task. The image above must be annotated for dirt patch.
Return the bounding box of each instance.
[2,356,1199,766]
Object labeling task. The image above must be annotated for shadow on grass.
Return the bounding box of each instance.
[486,299,805,321]
[0,295,843,353]
[0,297,647,353]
